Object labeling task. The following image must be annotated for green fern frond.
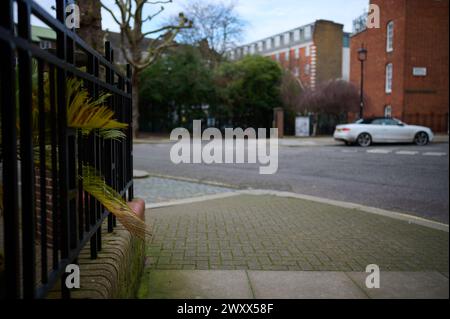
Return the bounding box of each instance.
[81,165,150,240]
[66,78,128,136]
[98,129,127,141]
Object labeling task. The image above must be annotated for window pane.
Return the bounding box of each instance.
[304,26,312,39]
[387,21,394,52]
[386,63,393,93]
[384,105,392,117]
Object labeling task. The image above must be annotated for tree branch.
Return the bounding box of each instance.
[100,1,122,26]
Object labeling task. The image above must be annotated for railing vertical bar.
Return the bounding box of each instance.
[78,129,84,241]
[0,0,21,299]
[65,23,78,252]
[93,56,102,251]
[127,64,134,201]
[56,0,71,299]
[17,0,36,299]
[104,41,114,233]
[86,53,97,260]
[48,64,59,270]
[37,59,48,284]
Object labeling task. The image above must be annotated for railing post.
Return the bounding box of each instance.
[17,0,36,299]
[127,64,134,201]
[0,0,20,299]
[104,41,114,233]
[56,0,72,299]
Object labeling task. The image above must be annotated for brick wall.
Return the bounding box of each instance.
[350,0,449,132]
[403,0,449,129]
[350,0,407,119]
[314,20,344,86]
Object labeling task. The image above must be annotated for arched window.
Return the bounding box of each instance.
[387,21,394,52]
[386,63,393,93]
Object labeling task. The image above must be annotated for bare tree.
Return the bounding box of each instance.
[100,0,192,136]
[280,70,303,114]
[76,0,105,53]
[170,0,246,57]
[299,80,362,135]
[299,80,361,115]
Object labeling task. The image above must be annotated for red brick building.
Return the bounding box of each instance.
[350,0,449,132]
[229,20,350,90]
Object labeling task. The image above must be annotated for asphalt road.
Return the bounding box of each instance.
[134,141,449,224]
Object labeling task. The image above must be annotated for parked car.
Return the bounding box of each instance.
[334,117,434,147]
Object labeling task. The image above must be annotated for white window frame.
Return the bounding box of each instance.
[305,64,310,75]
[294,29,300,41]
[40,40,52,49]
[294,66,300,77]
[295,48,300,59]
[386,21,394,52]
[384,105,392,118]
[258,41,264,51]
[274,35,281,47]
[305,46,310,57]
[275,52,280,61]
[385,63,393,94]
[304,26,312,39]
[284,33,290,45]
[266,38,272,50]
[285,51,289,61]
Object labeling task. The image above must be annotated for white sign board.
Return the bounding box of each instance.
[413,67,427,77]
[295,117,310,137]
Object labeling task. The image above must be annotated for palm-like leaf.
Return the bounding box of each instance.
[66,78,128,135]
[81,165,150,240]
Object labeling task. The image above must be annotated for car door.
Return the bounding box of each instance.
[383,119,411,142]
[369,119,388,142]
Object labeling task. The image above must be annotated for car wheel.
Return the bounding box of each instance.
[414,132,429,146]
[357,133,372,147]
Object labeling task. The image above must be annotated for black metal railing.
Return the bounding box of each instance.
[0,0,133,298]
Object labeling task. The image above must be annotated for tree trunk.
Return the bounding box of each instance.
[76,0,104,53]
[131,70,140,138]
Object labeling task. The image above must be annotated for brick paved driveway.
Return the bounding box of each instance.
[145,195,449,273]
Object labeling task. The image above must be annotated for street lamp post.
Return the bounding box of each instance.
[358,44,368,119]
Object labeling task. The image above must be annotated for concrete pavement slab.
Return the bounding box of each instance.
[346,271,449,299]
[139,270,254,299]
[247,271,368,299]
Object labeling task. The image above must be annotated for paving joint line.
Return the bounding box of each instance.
[343,272,371,299]
[245,270,256,299]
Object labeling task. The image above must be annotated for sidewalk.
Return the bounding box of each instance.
[133,134,449,146]
[138,193,449,299]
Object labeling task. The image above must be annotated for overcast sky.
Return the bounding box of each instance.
[34,0,369,44]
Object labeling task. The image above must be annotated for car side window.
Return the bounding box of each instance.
[384,119,399,126]
[371,119,385,125]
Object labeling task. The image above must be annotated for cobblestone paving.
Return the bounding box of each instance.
[145,195,449,272]
[134,177,234,204]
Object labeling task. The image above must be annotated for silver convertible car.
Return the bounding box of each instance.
[334,117,434,147]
